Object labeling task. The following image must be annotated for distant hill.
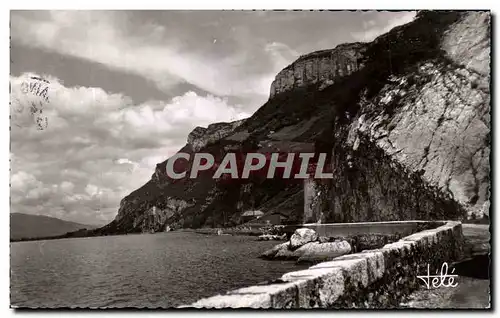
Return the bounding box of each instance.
[10,213,99,241]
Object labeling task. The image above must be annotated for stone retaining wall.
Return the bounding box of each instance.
[302,220,446,237]
[182,221,464,308]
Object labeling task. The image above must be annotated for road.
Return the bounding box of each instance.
[401,223,491,309]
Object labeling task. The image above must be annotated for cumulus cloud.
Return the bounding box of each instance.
[60,181,75,193]
[10,73,249,224]
[11,171,42,195]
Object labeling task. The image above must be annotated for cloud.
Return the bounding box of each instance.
[351,12,417,42]
[10,72,249,224]
[60,181,75,193]
[265,42,299,70]
[10,11,276,99]
[11,171,42,195]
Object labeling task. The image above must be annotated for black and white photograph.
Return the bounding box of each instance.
[8,8,492,310]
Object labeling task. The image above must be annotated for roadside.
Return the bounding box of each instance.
[400,275,490,309]
[402,223,491,309]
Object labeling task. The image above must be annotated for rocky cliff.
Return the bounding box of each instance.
[187,119,246,152]
[94,11,490,236]
[270,42,365,98]
[306,11,490,223]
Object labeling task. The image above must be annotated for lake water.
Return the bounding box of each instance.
[10,232,307,308]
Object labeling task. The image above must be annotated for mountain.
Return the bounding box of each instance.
[92,11,490,236]
[10,213,99,241]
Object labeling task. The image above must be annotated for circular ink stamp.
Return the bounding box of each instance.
[11,76,50,130]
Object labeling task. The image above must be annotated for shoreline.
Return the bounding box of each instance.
[10,217,487,243]
[9,226,267,243]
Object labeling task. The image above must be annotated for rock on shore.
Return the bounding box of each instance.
[297,241,351,263]
[290,228,318,249]
[260,228,351,263]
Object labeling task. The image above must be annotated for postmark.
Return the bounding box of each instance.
[11,76,50,130]
[20,76,50,103]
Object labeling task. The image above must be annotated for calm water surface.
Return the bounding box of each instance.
[11,232,306,308]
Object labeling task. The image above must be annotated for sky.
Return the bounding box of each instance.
[10,10,416,225]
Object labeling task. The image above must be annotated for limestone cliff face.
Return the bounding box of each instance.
[345,63,489,218]
[307,11,490,223]
[131,200,194,232]
[187,119,246,151]
[270,42,366,98]
[93,11,490,236]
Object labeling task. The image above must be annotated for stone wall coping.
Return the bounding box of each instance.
[302,220,446,227]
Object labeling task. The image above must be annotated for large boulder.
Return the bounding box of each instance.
[289,228,318,250]
[297,240,351,264]
[260,240,352,262]
[260,241,322,260]
[275,242,321,260]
